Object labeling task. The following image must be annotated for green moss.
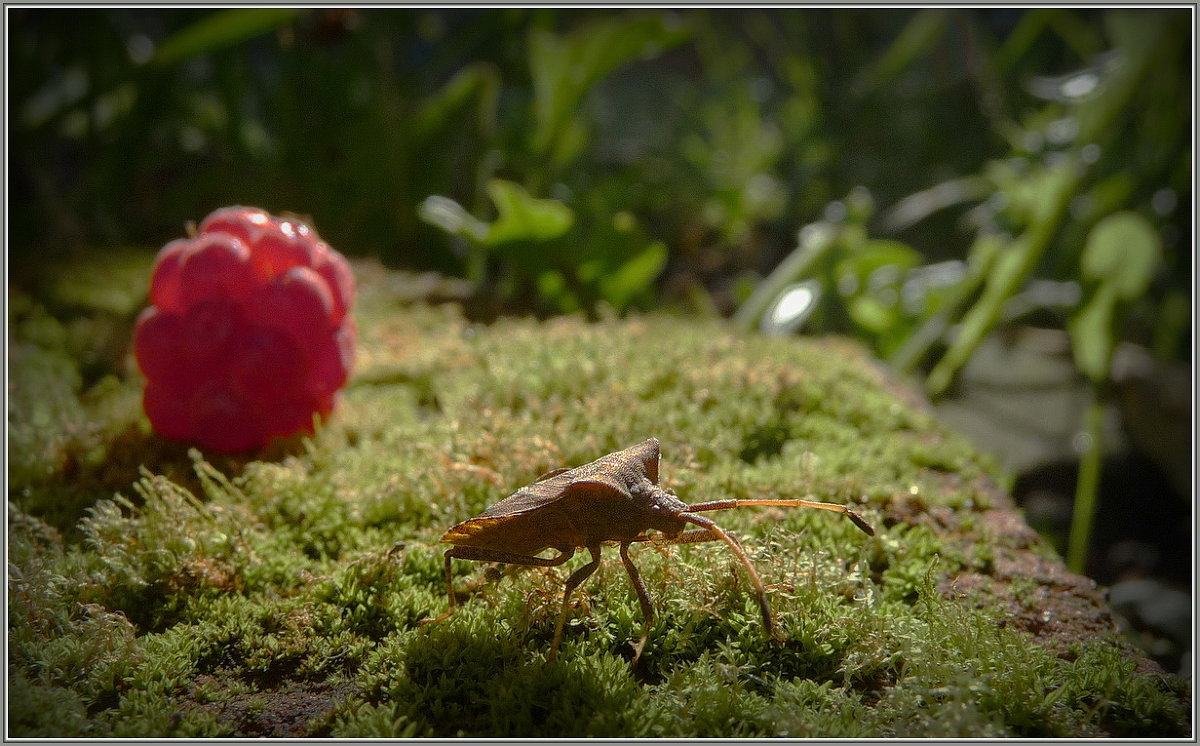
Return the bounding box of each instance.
[8,672,95,737]
[8,339,86,489]
[99,688,230,738]
[764,678,877,738]
[328,700,430,738]
[7,256,1190,737]
[38,248,153,317]
[1057,644,1192,737]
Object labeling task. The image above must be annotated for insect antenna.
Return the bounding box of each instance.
[686,498,875,536]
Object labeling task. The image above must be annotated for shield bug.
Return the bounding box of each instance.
[430,437,874,664]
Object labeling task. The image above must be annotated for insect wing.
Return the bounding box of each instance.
[480,470,632,519]
[441,515,508,544]
[479,471,576,518]
[444,440,660,547]
[566,473,630,500]
[533,467,571,482]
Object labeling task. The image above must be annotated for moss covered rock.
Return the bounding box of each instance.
[7,255,1190,737]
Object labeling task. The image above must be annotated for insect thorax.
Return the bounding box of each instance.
[629,478,690,535]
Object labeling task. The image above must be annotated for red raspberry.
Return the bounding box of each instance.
[306,322,357,398]
[197,205,275,245]
[176,298,250,375]
[228,327,309,407]
[248,230,315,283]
[311,243,355,326]
[189,379,265,454]
[132,307,179,382]
[177,235,258,307]
[142,381,193,441]
[134,206,356,452]
[148,239,190,314]
[262,394,328,439]
[247,266,336,344]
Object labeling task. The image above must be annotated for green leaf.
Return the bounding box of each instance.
[926,155,1081,398]
[529,15,690,163]
[1080,212,1162,299]
[854,10,949,95]
[847,296,896,335]
[417,196,488,243]
[153,9,301,67]
[484,180,574,246]
[598,241,668,311]
[1076,12,1173,144]
[1152,290,1190,360]
[888,233,1003,374]
[835,239,922,294]
[927,241,1030,396]
[537,270,581,314]
[413,63,501,142]
[1068,284,1119,383]
[1016,161,1079,224]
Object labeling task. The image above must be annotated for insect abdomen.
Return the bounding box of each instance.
[442,511,573,555]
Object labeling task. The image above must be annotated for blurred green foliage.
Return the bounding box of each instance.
[16,8,1179,317]
[729,10,1188,371]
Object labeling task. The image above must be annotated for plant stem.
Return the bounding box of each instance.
[1066,390,1105,574]
[733,223,838,331]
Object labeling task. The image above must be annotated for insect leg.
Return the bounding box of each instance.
[549,545,603,663]
[678,513,777,638]
[629,528,726,546]
[685,498,875,536]
[423,546,575,625]
[618,540,655,668]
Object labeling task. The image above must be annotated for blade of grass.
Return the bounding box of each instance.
[153,8,301,67]
[1066,393,1105,574]
[924,163,1078,398]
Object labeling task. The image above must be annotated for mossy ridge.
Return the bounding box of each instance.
[7,257,1190,737]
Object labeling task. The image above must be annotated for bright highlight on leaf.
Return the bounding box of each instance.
[762,280,822,335]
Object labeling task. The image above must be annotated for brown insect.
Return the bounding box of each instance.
[430,437,874,664]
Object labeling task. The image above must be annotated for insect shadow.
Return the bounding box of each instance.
[425,437,874,667]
